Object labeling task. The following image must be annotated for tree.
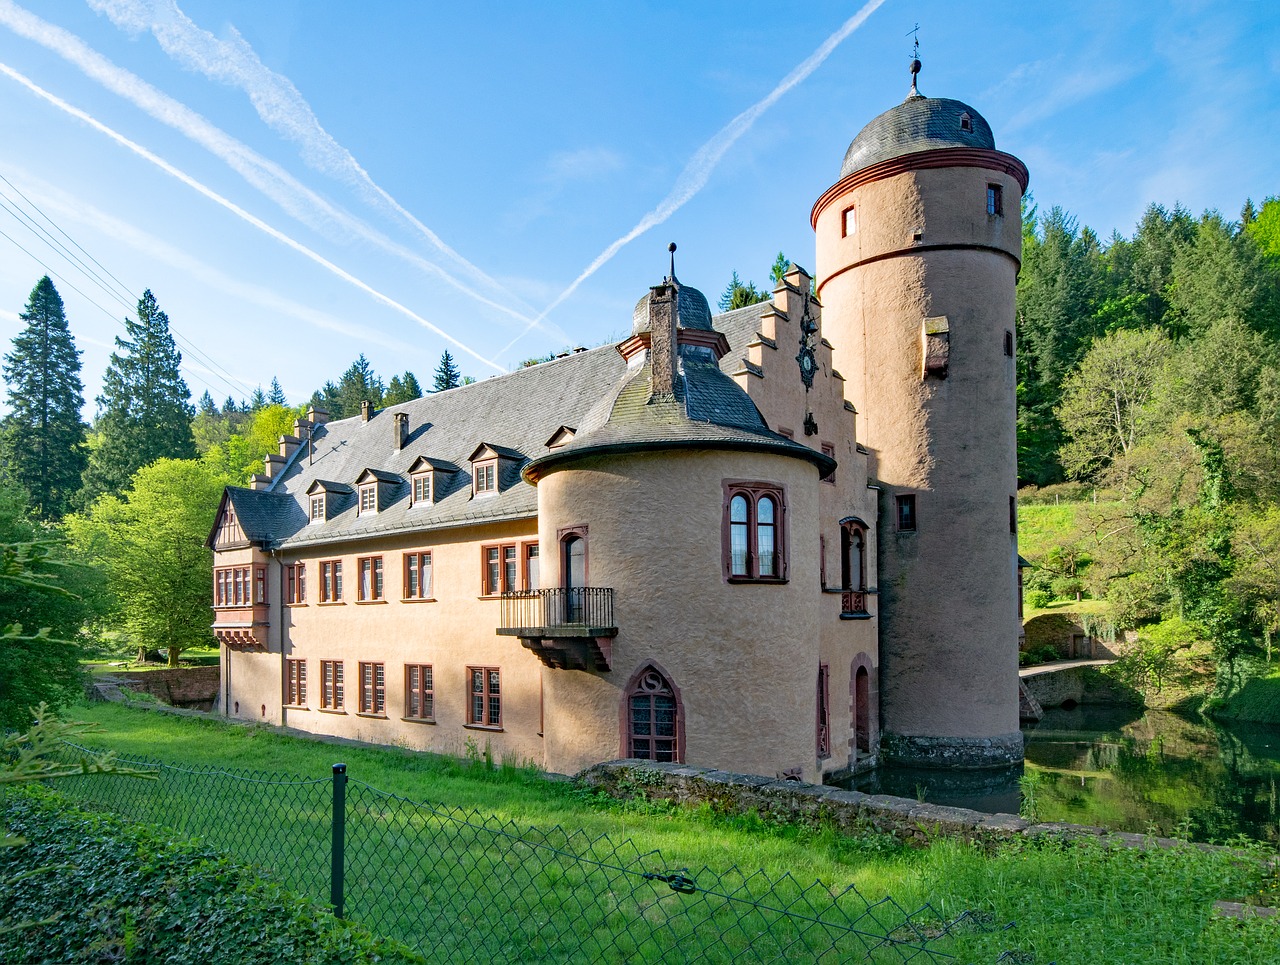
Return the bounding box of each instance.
[196,391,217,417]
[68,459,227,668]
[201,404,302,483]
[248,385,267,411]
[267,377,287,406]
[717,271,768,312]
[433,351,461,393]
[384,371,423,405]
[0,479,102,728]
[769,252,791,286]
[0,278,87,520]
[1057,327,1173,480]
[80,290,195,504]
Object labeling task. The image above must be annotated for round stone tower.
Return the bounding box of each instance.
[811,61,1029,768]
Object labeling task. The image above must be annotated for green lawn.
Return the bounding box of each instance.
[47,702,1280,964]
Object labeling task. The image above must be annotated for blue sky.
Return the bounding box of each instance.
[0,0,1276,412]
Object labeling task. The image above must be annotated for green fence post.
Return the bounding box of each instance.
[331,763,347,918]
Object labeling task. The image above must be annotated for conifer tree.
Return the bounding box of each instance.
[248,385,267,411]
[268,377,287,406]
[385,371,423,405]
[197,390,218,417]
[432,351,461,392]
[81,289,195,503]
[0,277,87,519]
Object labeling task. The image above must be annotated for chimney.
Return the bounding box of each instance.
[360,400,372,422]
[278,434,301,458]
[648,283,677,402]
[393,412,409,450]
[306,407,329,426]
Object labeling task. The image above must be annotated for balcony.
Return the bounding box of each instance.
[497,588,617,671]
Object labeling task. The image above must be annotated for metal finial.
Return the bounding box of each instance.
[907,24,922,98]
[668,242,677,281]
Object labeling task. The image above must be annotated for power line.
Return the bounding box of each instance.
[0,222,233,403]
[0,179,258,402]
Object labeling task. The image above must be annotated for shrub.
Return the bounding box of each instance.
[1025,588,1053,609]
[0,787,420,965]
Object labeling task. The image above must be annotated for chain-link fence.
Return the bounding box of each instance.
[50,744,1015,963]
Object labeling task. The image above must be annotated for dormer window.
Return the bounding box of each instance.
[959,112,972,132]
[358,483,377,515]
[407,455,454,508]
[353,468,400,516]
[412,473,431,506]
[306,479,353,523]
[467,443,523,499]
[474,461,496,496]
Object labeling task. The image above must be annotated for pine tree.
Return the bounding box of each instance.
[81,289,195,503]
[718,271,768,312]
[248,385,267,411]
[197,391,218,416]
[385,371,423,405]
[268,377,287,406]
[0,277,87,519]
[769,252,790,286]
[433,351,461,392]
[332,355,384,417]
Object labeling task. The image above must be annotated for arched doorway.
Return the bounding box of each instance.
[855,666,871,753]
[562,533,585,622]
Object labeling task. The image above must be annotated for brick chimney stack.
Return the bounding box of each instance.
[647,283,677,403]
[394,412,409,450]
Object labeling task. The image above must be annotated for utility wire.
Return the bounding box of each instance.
[0,179,257,402]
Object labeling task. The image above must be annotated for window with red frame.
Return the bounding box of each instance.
[405,551,433,599]
[481,544,520,595]
[359,661,385,715]
[468,667,501,726]
[725,484,786,581]
[285,562,306,604]
[285,659,306,706]
[627,667,680,762]
[214,566,265,606]
[319,560,343,602]
[405,664,433,720]
[816,664,831,759]
[320,660,343,709]
[358,556,384,601]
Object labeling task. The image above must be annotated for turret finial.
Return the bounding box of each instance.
[668,242,677,281]
[907,24,923,98]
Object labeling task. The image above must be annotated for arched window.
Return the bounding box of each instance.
[623,664,683,763]
[729,495,749,576]
[561,530,586,623]
[757,496,776,577]
[723,482,787,581]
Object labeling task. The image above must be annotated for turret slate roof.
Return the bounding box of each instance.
[840,94,995,179]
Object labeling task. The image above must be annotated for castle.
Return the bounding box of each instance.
[209,62,1029,781]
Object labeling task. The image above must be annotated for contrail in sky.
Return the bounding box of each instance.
[87,0,535,316]
[499,0,888,358]
[0,63,505,372]
[0,0,562,340]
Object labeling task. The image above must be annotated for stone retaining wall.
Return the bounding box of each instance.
[579,759,1197,851]
[92,668,220,711]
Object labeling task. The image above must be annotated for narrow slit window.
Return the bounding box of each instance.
[987,183,1003,216]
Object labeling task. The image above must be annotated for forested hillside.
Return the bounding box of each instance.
[1016,195,1280,701]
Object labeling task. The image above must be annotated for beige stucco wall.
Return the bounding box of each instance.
[220,517,550,766]
[536,448,825,781]
[814,162,1022,758]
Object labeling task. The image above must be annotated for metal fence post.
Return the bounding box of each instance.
[331,762,347,918]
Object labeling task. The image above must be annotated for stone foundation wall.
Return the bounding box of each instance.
[579,759,1196,851]
[1022,666,1139,709]
[93,668,220,711]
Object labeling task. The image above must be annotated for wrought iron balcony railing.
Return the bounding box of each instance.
[498,587,616,636]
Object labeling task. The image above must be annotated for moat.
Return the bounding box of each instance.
[848,705,1280,844]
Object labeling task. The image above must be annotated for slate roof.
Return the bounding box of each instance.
[217,289,829,553]
[840,93,995,179]
[632,277,714,334]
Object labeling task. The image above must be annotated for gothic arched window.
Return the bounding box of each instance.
[624,664,682,763]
